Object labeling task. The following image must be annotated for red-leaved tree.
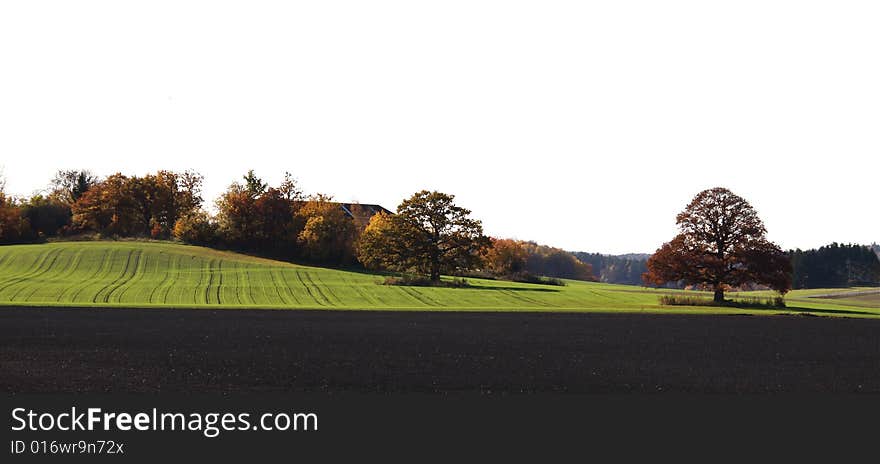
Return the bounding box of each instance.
[643,187,792,302]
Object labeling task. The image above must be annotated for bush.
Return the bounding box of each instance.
[508,272,566,286]
[659,294,786,308]
[659,295,714,306]
[173,212,218,245]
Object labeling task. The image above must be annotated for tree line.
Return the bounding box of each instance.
[573,252,648,285]
[788,243,880,288]
[0,169,366,265]
[0,170,596,284]
[2,173,874,290]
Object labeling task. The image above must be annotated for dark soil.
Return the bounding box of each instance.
[2,307,879,393]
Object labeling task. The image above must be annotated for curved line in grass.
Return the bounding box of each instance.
[95,248,137,304]
[147,252,174,304]
[55,247,89,302]
[303,271,335,306]
[157,252,182,305]
[24,247,85,303]
[0,248,49,290]
[341,272,379,306]
[499,288,550,307]
[116,249,147,303]
[228,260,243,306]
[203,258,215,304]
[243,267,257,306]
[7,247,64,302]
[90,248,132,303]
[267,268,291,306]
[215,259,223,305]
[69,248,114,303]
[277,269,302,306]
[397,285,440,307]
[294,270,326,306]
[191,256,205,305]
[0,247,56,295]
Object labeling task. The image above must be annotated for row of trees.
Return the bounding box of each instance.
[789,243,880,288]
[0,169,202,242]
[574,252,648,285]
[0,169,361,265]
[355,191,596,283]
[487,239,595,282]
[2,171,594,283]
[2,172,872,291]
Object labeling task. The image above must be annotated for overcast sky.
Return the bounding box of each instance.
[1,1,877,254]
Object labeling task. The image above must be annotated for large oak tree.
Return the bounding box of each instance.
[643,187,792,302]
[357,190,490,283]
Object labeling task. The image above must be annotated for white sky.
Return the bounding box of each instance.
[1,1,877,254]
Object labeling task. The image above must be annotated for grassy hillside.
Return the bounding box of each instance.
[0,241,876,316]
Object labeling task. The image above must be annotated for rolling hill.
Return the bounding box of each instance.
[0,241,876,316]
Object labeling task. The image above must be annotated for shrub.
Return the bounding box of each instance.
[173,212,218,245]
[508,272,566,286]
[659,294,786,308]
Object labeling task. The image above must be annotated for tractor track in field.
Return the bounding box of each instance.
[203,259,216,305]
[0,248,57,296]
[397,285,441,307]
[276,269,302,305]
[116,249,148,303]
[295,270,327,306]
[8,248,65,302]
[499,288,551,307]
[148,253,175,304]
[304,271,336,306]
[21,247,84,302]
[68,248,114,303]
[266,268,290,306]
[93,249,139,304]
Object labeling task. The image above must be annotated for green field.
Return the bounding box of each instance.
[0,241,876,316]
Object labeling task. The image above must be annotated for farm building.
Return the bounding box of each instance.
[337,203,393,228]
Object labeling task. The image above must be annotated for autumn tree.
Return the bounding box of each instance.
[486,238,529,276]
[296,194,358,263]
[176,170,205,215]
[214,171,302,255]
[0,194,35,243]
[215,182,258,245]
[643,187,792,303]
[50,169,98,205]
[69,171,201,238]
[72,173,141,235]
[357,190,490,283]
[253,187,299,251]
[243,169,268,198]
[278,171,304,202]
[172,210,218,245]
[21,194,71,237]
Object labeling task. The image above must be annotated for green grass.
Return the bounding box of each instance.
[0,241,877,317]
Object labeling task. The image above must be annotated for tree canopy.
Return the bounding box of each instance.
[357,190,490,282]
[643,187,792,302]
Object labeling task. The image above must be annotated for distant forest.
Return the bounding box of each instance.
[574,243,880,290]
[788,243,880,288]
[573,252,649,286]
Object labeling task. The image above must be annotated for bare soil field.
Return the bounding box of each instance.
[2,307,879,393]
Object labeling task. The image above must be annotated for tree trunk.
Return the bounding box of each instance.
[430,258,441,283]
[713,288,724,303]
